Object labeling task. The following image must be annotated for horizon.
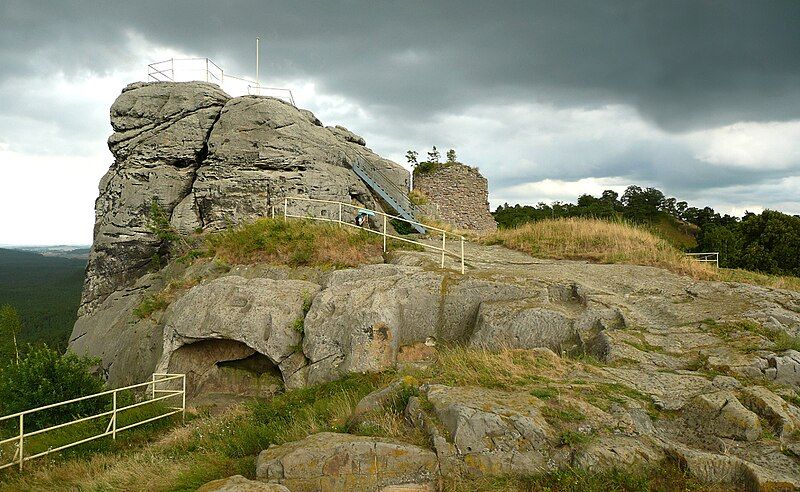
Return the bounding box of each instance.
[1,1,799,245]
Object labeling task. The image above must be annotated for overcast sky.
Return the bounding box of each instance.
[1,1,799,245]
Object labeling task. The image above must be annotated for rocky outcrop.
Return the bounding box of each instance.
[77,81,409,316]
[71,81,413,379]
[255,432,439,491]
[82,82,228,315]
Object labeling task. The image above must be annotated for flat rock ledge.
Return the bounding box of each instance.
[198,475,290,491]
[255,432,439,492]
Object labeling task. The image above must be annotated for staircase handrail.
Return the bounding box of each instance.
[280,196,465,274]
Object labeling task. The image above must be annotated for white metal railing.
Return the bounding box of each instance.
[0,373,185,472]
[146,58,296,105]
[279,196,465,274]
[686,252,719,268]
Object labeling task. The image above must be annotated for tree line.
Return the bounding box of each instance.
[494,185,800,277]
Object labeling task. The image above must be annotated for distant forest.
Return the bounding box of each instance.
[0,249,86,350]
[494,186,800,278]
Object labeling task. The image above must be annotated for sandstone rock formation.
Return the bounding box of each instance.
[78,81,409,316]
[71,81,415,385]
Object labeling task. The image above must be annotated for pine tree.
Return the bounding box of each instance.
[446,149,457,163]
[405,150,418,166]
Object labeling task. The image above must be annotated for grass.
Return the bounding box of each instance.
[483,218,715,279]
[432,347,556,390]
[703,319,800,353]
[441,460,728,492]
[205,218,419,268]
[482,217,800,292]
[541,405,586,424]
[716,268,800,292]
[408,189,429,206]
[0,374,388,491]
[133,278,200,319]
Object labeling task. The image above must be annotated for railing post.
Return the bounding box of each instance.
[441,232,446,268]
[271,206,275,219]
[205,58,209,82]
[284,197,288,222]
[18,414,23,471]
[461,236,465,275]
[112,390,117,440]
[151,373,156,400]
[383,215,388,253]
[338,203,343,226]
[182,374,186,424]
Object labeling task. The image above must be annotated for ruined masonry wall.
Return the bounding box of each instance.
[413,163,497,230]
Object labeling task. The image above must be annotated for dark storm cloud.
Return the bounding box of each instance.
[1,0,799,225]
[2,0,799,131]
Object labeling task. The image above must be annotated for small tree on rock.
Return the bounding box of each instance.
[405,150,418,166]
[446,149,457,163]
[427,146,440,164]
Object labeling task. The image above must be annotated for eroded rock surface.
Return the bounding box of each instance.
[255,432,439,492]
[157,275,320,389]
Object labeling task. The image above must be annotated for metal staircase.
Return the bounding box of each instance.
[351,156,426,234]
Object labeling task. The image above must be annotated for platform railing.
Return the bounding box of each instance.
[279,196,465,274]
[686,252,719,268]
[146,58,296,105]
[0,373,185,472]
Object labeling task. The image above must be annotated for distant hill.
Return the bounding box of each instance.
[0,248,86,349]
[3,245,91,259]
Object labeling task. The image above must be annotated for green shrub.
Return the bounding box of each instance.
[391,218,417,235]
[0,346,105,430]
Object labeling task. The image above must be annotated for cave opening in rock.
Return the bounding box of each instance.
[216,350,282,378]
[168,339,283,405]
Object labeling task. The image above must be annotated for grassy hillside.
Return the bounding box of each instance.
[0,248,86,349]
[483,218,800,291]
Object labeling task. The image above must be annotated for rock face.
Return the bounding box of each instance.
[412,163,496,230]
[255,432,439,491]
[71,81,411,374]
[77,81,409,316]
[82,82,228,315]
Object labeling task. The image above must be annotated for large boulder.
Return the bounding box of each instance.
[158,275,321,389]
[69,272,165,386]
[681,391,761,441]
[420,384,554,475]
[302,265,442,385]
[255,432,439,491]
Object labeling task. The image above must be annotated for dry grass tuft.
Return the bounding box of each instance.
[205,218,387,268]
[432,346,565,390]
[484,218,717,279]
[716,268,800,292]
